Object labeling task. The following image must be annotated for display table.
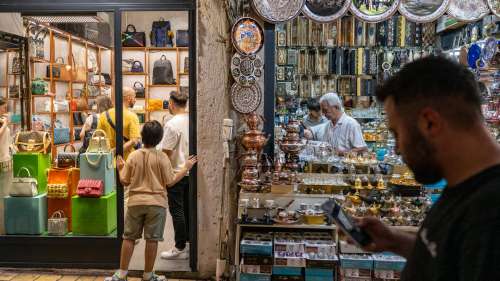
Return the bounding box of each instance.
[72,191,117,235]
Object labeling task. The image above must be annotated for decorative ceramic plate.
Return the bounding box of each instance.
[482,37,498,62]
[231,53,264,87]
[349,0,400,23]
[232,17,264,55]
[488,0,500,17]
[447,0,489,22]
[399,0,450,23]
[302,0,352,23]
[468,44,482,69]
[252,0,305,23]
[231,83,262,114]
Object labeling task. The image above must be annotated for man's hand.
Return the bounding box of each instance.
[355,216,397,253]
[116,155,126,170]
[304,129,313,140]
[0,115,9,128]
[185,155,198,170]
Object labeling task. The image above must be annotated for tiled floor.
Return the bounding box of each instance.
[0,272,199,281]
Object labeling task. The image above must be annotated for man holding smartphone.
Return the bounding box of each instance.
[356,56,500,280]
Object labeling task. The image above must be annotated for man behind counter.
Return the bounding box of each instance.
[305,92,367,154]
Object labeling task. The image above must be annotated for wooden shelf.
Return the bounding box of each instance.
[123,72,148,75]
[177,47,189,50]
[123,47,146,51]
[43,77,71,82]
[179,72,189,75]
[8,73,22,76]
[32,95,53,98]
[34,112,52,115]
[148,47,177,51]
[148,109,169,112]
[30,57,50,63]
[55,143,71,147]
[72,81,87,84]
[148,84,177,87]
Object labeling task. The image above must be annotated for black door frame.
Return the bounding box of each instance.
[0,0,198,271]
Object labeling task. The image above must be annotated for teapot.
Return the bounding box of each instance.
[244,112,265,131]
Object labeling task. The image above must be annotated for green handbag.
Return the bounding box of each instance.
[31,78,47,95]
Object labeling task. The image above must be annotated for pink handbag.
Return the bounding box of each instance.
[77,179,104,197]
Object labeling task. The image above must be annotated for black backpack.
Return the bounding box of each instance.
[153,55,175,85]
[79,113,98,154]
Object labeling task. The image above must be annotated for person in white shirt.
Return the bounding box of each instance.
[0,97,12,234]
[159,90,190,260]
[305,92,367,154]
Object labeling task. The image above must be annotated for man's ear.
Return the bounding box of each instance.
[417,107,443,138]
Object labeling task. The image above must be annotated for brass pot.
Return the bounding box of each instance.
[286,120,301,134]
[279,138,305,154]
[244,112,264,131]
[241,130,269,152]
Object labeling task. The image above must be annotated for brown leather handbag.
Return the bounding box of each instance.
[15,131,51,154]
[71,54,87,82]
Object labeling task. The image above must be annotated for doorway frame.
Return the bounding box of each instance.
[0,0,198,271]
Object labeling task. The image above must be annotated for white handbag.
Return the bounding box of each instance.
[48,210,68,236]
[89,74,105,86]
[10,167,38,197]
[54,100,69,112]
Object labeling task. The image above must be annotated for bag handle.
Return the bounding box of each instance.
[160,55,167,61]
[90,129,107,140]
[51,210,66,219]
[133,81,144,88]
[63,144,76,152]
[132,61,143,68]
[17,167,32,178]
[55,57,65,64]
[126,24,137,32]
[85,152,103,168]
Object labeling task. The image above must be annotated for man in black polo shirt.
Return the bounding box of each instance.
[357,56,500,280]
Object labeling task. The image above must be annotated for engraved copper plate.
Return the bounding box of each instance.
[231,83,262,114]
[252,0,305,23]
[302,0,352,23]
[447,0,489,22]
[399,0,450,23]
[488,0,500,17]
[231,53,264,87]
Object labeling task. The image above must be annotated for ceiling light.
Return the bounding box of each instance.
[22,13,103,23]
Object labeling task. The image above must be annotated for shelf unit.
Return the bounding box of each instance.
[122,46,189,122]
[28,23,114,158]
[2,48,23,131]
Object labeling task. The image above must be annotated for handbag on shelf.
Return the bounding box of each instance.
[54,100,69,113]
[9,85,19,98]
[46,57,65,79]
[31,117,50,132]
[89,74,105,86]
[11,56,22,74]
[86,129,111,153]
[31,78,48,95]
[163,100,169,109]
[184,56,189,73]
[73,96,88,112]
[122,59,134,72]
[88,85,100,97]
[102,73,112,85]
[152,55,175,85]
[77,179,104,197]
[131,61,144,73]
[71,54,87,82]
[87,51,98,73]
[150,18,172,47]
[10,167,38,197]
[176,30,189,47]
[57,144,78,168]
[74,128,82,141]
[15,131,51,154]
[133,81,145,98]
[48,211,68,236]
[122,24,146,47]
[54,120,70,145]
[147,99,163,111]
[47,183,69,199]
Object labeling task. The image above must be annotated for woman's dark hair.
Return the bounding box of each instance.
[307,98,321,112]
[141,120,163,147]
[376,55,482,128]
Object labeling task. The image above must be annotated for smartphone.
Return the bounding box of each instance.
[321,200,372,247]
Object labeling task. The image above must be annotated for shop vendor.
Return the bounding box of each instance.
[304,92,367,154]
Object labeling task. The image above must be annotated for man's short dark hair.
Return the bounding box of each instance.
[307,98,321,112]
[141,120,163,147]
[376,56,482,128]
[170,90,188,107]
[0,97,6,107]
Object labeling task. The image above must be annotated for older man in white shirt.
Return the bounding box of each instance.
[305,92,367,154]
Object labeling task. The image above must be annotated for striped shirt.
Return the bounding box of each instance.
[311,113,366,153]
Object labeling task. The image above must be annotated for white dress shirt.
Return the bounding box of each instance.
[311,113,366,152]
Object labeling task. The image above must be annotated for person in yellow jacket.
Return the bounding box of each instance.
[97,87,141,160]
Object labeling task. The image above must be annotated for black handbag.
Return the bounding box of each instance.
[9,85,19,98]
[152,55,175,85]
[102,73,112,85]
[176,30,189,47]
[163,100,169,109]
[133,81,145,98]
[46,57,64,78]
[56,144,79,168]
[122,24,146,47]
[131,61,144,73]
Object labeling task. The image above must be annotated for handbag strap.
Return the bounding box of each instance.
[55,57,65,64]
[132,61,143,68]
[126,24,137,33]
[51,210,65,219]
[105,111,130,142]
[133,81,144,89]
[85,152,103,168]
[63,144,76,152]
[17,167,31,177]
[160,55,167,61]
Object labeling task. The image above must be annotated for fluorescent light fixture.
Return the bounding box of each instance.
[22,13,102,23]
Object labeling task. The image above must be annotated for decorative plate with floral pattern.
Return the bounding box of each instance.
[231,53,264,87]
[232,17,264,55]
[231,83,262,114]
[399,0,450,23]
[302,0,352,23]
[447,0,489,22]
[487,0,500,17]
[252,0,305,23]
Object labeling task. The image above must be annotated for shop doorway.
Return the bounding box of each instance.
[0,1,197,272]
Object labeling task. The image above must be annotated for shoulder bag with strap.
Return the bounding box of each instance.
[105,110,141,149]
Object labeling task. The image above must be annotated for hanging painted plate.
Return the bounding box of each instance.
[482,37,498,63]
[447,0,489,22]
[399,0,450,23]
[488,0,500,17]
[302,0,352,23]
[468,43,482,69]
[252,0,305,23]
[231,83,262,114]
[231,53,264,87]
[349,0,400,23]
[232,17,264,55]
